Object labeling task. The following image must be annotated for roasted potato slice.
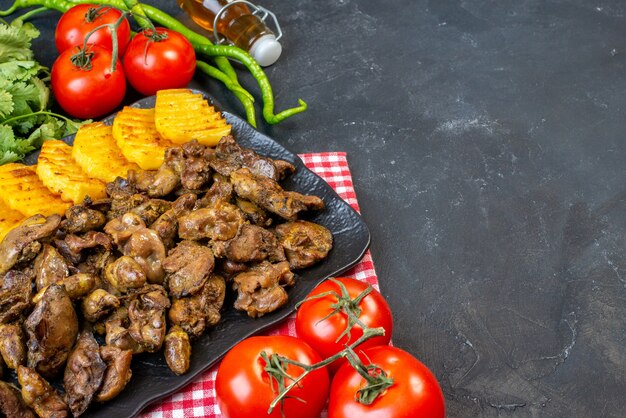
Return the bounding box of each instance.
[112,107,174,170]
[154,89,231,147]
[72,122,140,182]
[37,139,106,204]
[0,163,70,217]
[0,200,24,242]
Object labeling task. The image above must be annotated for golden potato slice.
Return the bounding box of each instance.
[0,163,70,217]
[37,139,106,204]
[154,89,231,147]
[113,107,174,170]
[0,199,24,242]
[72,122,140,182]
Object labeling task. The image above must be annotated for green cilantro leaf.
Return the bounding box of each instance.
[0,21,37,63]
[0,60,43,82]
[0,90,13,118]
[0,124,35,164]
[0,19,85,165]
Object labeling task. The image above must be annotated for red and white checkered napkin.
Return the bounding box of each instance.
[143,152,379,418]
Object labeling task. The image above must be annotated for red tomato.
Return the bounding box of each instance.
[55,4,131,56]
[123,28,196,96]
[51,45,126,119]
[216,336,329,418]
[296,277,392,374]
[329,346,445,418]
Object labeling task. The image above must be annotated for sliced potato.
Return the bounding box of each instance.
[154,89,231,147]
[113,107,174,170]
[73,122,140,182]
[37,139,106,203]
[0,163,70,217]
[0,199,24,242]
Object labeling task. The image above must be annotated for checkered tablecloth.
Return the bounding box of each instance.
[143,152,379,417]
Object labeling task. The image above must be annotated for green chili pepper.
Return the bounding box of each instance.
[120,0,150,29]
[10,5,47,22]
[0,0,73,14]
[196,61,257,127]
[195,43,307,124]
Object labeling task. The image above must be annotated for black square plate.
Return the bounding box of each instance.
[22,90,370,417]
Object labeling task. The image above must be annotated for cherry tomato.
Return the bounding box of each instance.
[123,28,196,96]
[51,45,126,119]
[296,277,393,374]
[216,336,329,418]
[55,4,131,56]
[329,346,445,418]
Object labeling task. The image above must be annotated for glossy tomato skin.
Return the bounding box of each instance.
[51,45,126,119]
[216,336,329,418]
[329,346,445,418]
[123,28,196,96]
[296,277,393,374]
[55,4,131,55]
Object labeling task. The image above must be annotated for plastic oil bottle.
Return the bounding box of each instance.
[176,0,282,66]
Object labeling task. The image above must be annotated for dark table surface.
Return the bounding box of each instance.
[15,0,626,416]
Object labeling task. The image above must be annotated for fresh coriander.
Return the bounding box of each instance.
[0,18,86,164]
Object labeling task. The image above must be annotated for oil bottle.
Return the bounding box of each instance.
[177,0,282,66]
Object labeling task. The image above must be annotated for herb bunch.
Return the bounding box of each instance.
[0,18,83,164]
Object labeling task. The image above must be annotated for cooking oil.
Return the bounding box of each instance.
[177,0,282,66]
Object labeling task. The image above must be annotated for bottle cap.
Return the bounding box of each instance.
[249,34,282,67]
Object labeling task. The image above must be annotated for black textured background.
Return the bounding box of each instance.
[13,0,626,416]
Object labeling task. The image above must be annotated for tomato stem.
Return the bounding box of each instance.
[136,27,169,67]
[78,9,128,73]
[330,278,372,343]
[139,27,168,42]
[344,346,394,405]
[70,45,95,71]
[84,5,111,23]
[260,352,298,418]
[298,278,372,344]
[265,326,387,414]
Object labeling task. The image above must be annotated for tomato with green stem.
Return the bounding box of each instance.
[51,44,126,119]
[329,346,446,418]
[55,4,131,55]
[295,277,393,374]
[215,335,329,418]
[123,27,196,96]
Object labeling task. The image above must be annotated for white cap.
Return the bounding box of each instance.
[249,34,282,67]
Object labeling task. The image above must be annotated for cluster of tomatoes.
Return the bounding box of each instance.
[215,277,446,418]
[51,4,197,119]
